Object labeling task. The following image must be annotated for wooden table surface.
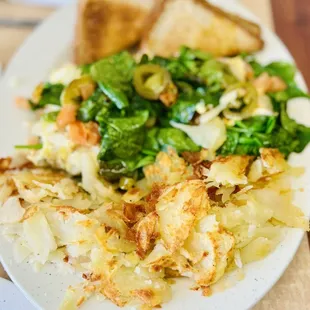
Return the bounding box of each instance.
[0,1,309,309]
[271,0,310,87]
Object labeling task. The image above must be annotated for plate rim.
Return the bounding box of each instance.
[0,1,309,310]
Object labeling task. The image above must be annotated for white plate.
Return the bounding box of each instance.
[0,1,309,310]
[0,278,35,310]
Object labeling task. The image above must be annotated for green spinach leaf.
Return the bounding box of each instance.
[218,130,239,156]
[271,128,299,157]
[30,83,64,110]
[218,109,310,157]
[248,59,309,101]
[264,62,296,84]
[248,59,265,77]
[249,60,296,82]
[235,116,277,134]
[218,117,274,157]
[90,51,136,109]
[178,46,212,62]
[79,63,91,75]
[143,126,200,154]
[142,128,160,155]
[77,88,109,122]
[141,47,211,82]
[98,110,149,160]
[130,94,164,119]
[169,86,221,124]
[280,102,310,152]
[270,85,310,102]
[296,126,310,153]
[157,128,200,153]
[169,98,197,124]
[198,59,236,93]
[218,116,277,156]
[99,154,154,182]
[280,102,298,135]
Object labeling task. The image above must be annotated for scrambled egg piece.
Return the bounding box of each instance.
[49,63,81,85]
[28,120,99,176]
[28,120,120,202]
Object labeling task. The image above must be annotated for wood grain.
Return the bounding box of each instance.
[0,264,9,280]
[271,0,310,87]
[0,2,52,19]
[0,2,53,65]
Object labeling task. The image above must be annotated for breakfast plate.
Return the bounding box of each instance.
[0,278,35,310]
[0,1,309,310]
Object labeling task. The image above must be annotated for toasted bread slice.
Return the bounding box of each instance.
[74,0,155,65]
[206,2,261,37]
[140,0,264,57]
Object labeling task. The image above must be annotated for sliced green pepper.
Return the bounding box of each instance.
[133,64,171,100]
[61,75,95,106]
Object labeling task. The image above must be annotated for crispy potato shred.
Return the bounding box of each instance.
[0,148,308,309]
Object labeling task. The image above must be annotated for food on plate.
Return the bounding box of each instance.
[16,47,310,184]
[74,0,264,65]
[74,0,156,64]
[0,148,308,309]
[139,0,264,57]
[1,44,310,308]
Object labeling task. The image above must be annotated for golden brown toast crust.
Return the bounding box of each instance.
[140,0,166,42]
[74,0,154,65]
[196,0,262,37]
[140,0,264,57]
